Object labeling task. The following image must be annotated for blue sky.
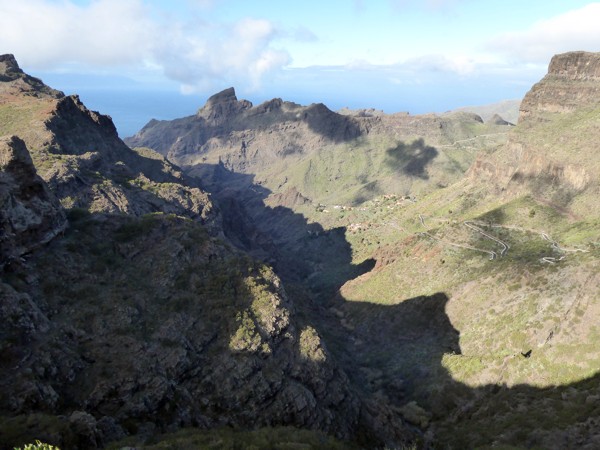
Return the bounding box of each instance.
[1,0,599,135]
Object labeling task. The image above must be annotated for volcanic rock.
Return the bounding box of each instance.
[0,135,66,266]
[519,51,600,122]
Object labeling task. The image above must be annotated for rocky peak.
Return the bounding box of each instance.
[0,53,63,98]
[206,86,238,104]
[0,54,21,77]
[519,51,600,122]
[252,97,284,115]
[197,87,252,125]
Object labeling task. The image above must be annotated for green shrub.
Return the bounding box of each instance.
[299,326,326,362]
[229,310,263,353]
[14,440,60,450]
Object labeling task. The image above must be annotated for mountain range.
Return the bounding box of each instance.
[1,51,600,449]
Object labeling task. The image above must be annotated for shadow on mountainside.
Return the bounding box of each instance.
[0,209,370,449]
[241,100,363,144]
[385,138,438,180]
[2,157,600,449]
[4,52,598,448]
[192,162,376,302]
[190,163,600,449]
[300,103,363,143]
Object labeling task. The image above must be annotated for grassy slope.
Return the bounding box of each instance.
[278,121,508,207]
[272,102,600,446]
[303,171,600,447]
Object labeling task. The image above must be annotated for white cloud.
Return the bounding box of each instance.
[339,54,479,78]
[154,17,290,91]
[488,3,600,63]
[0,0,155,67]
[403,54,477,75]
[0,0,290,92]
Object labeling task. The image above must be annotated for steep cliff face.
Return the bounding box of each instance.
[468,51,600,213]
[519,51,600,121]
[0,55,218,230]
[0,135,66,267]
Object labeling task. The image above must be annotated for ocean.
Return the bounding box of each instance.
[73,89,203,138]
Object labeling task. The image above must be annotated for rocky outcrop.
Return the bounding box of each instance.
[0,213,363,448]
[0,135,66,266]
[197,87,252,126]
[0,54,63,98]
[265,187,312,209]
[548,51,600,79]
[519,51,600,123]
[468,51,600,202]
[0,55,219,231]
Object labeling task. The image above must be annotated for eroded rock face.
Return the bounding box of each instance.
[468,51,600,201]
[548,51,600,79]
[519,51,600,122]
[0,214,362,448]
[0,135,66,266]
[0,54,220,232]
[0,54,63,98]
[197,87,253,126]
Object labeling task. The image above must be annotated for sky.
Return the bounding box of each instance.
[1,0,600,136]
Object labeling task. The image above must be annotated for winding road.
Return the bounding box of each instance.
[463,221,510,257]
[437,132,509,149]
[418,214,504,260]
[417,214,589,263]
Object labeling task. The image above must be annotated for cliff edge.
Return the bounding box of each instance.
[519,51,600,122]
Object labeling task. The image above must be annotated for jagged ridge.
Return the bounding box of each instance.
[0,55,218,229]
